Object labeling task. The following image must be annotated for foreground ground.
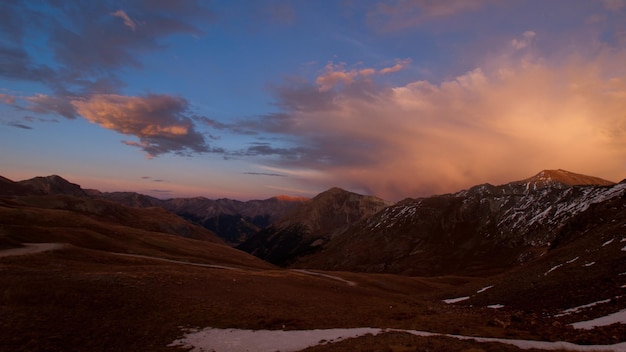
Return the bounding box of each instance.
[1,243,624,352]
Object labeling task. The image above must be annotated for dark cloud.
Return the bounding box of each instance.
[243,172,287,177]
[0,1,215,110]
[197,116,257,135]
[270,79,336,112]
[0,1,224,159]
[26,94,78,119]
[141,176,167,182]
[0,45,57,85]
[45,1,214,75]
[243,142,310,161]
[149,189,173,194]
[7,121,33,130]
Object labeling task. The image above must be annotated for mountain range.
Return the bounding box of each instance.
[92,190,307,245]
[293,169,624,275]
[1,169,626,351]
[2,168,623,277]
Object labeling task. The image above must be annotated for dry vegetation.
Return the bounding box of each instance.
[1,192,625,351]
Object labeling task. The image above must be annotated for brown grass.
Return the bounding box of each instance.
[1,194,625,351]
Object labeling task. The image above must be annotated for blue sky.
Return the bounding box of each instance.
[1,0,625,201]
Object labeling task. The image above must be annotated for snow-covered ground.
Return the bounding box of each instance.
[477,285,494,293]
[442,296,470,304]
[571,309,626,330]
[555,298,612,317]
[168,327,626,352]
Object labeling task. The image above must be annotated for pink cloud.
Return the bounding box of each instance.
[315,63,359,92]
[111,9,138,31]
[511,31,536,50]
[0,93,15,104]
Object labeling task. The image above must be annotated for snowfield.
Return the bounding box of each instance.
[168,327,626,352]
[571,309,626,330]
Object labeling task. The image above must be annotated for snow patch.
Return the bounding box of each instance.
[544,264,563,276]
[487,304,505,309]
[571,309,626,330]
[443,296,470,304]
[582,262,595,267]
[476,285,494,294]
[168,327,381,352]
[566,256,579,264]
[602,239,615,247]
[169,327,626,352]
[555,299,612,317]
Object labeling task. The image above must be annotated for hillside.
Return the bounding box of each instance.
[1,171,626,351]
[97,192,308,245]
[293,170,623,276]
[237,187,393,266]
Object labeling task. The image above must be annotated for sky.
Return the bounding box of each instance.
[1,0,625,201]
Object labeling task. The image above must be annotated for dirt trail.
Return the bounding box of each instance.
[0,244,359,287]
[0,243,65,258]
[112,252,246,271]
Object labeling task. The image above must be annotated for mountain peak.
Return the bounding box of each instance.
[522,169,614,188]
[18,175,86,196]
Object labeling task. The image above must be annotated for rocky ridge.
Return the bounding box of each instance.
[293,170,622,276]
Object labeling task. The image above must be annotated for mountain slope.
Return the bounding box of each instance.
[18,175,87,196]
[237,187,393,266]
[294,170,624,276]
[97,192,308,245]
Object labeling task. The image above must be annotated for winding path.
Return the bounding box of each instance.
[0,243,65,258]
[0,243,359,286]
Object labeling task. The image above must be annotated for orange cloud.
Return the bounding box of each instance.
[71,94,209,157]
[316,60,410,91]
[315,63,358,92]
[261,46,626,200]
[379,58,412,74]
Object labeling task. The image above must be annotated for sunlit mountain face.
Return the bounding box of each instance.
[1,1,625,202]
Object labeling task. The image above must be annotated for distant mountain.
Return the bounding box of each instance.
[0,175,87,197]
[0,176,34,196]
[97,192,308,245]
[18,175,87,196]
[293,170,624,276]
[237,187,393,266]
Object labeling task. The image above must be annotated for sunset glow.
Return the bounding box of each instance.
[1,1,625,200]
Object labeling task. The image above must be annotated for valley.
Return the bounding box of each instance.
[1,170,626,351]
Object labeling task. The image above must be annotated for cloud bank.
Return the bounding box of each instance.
[252,36,626,200]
